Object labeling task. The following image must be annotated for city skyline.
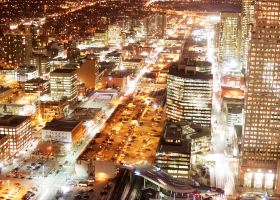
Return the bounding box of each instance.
[0,0,279,200]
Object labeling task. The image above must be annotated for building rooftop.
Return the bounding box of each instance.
[189,125,211,139]
[108,70,132,78]
[71,108,102,121]
[50,68,76,74]
[158,140,191,154]
[62,63,78,69]
[168,64,213,80]
[0,115,30,127]
[43,119,81,132]
[163,122,183,140]
[25,78,48,84]
[17,65,37,73]
[158,122,191,154]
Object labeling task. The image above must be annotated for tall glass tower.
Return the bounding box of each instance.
[241,0,280,193]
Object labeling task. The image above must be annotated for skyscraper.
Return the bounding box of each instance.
[219,12,242,73]
[241,0,255,71]
[50,68,78,102]
[166,60,212,127]
[241,0,280,192]
[0,30,32,67]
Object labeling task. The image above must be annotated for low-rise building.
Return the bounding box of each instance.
[121,58,144,70]
[0,115,32,155]
[70,108,104,123]
[42,119,85,144]
[50,68,78,102]
[0,87,15,103]
[24,78,49,95]
[102,70,132,89]
[39,99,69,122]
[16,65,38,82]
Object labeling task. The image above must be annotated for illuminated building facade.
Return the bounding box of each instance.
[0,134,10,161]
[241,0,255,71]
[0,31,32,67]
[166,63,213,127]
[219,12,242,72]
[42,119,85,144]
[39,99,69,122]
[108,25,122,47]
[94,30,108,47]
[24,78,49,95]
[50,68,78,102]
[0,115,32,155]
[155,122,191,179]
[16,65,38,82]
[241,0,280,193]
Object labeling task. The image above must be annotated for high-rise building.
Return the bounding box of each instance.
[0,30,32,67]
[241,0,280,193]
[166,61,213,127]
[50,68,78,102]
[219,12,242,73]
[0,115,32,155]
[241,0,255,71]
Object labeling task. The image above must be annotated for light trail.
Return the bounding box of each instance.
[205,16,236,197]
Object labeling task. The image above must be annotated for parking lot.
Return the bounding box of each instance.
[6,156,59,181]
[79,86,166,165]
[59,179,114,200]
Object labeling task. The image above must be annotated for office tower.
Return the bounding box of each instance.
[219,12,242,73]
[155,122,191,179]
[166,61,213,127]
[0,115,32,155]
[241,0,280,192]
[0,29,32,67]
[50,68,78,102]
[241,0,255,71]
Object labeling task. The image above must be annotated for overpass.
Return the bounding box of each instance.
[121,163,225,199]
